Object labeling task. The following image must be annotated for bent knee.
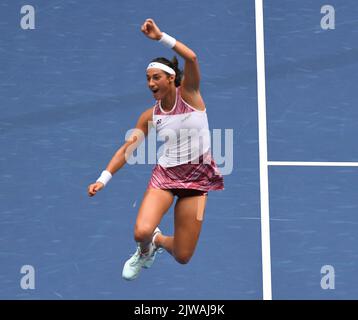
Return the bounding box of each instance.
[174,252,193,265]
[134,225,154,243]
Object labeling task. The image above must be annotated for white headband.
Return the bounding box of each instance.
[147,62,176,75]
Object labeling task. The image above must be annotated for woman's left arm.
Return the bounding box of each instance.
[173,40,200,92]
[141,18,201,92]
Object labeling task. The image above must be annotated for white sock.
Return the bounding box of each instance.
[152,231,161,249]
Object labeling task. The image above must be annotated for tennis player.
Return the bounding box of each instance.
[88,18,224,280]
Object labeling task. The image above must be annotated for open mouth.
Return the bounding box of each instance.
[151,88,159,94]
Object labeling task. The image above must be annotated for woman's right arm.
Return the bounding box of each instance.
[88,107,153,197]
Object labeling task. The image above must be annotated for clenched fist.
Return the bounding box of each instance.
[88,181,104,197]
[141,18,162,40]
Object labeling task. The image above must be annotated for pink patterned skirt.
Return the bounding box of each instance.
[148,153,224,193]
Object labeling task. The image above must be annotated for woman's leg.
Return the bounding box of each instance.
[155,193,207,263]
[134,188,174,253]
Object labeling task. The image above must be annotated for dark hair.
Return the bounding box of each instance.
[150,56,183,87]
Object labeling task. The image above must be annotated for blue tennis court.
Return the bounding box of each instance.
[0,0,357,300]
[265,0,358,299]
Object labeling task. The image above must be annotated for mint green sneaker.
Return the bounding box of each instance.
[143,227,163,269]
[122,245,153,281]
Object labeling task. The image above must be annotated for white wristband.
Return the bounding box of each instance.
[96,170,112,186]
[158,32,176,49]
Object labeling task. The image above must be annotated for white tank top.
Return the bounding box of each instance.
[152,87,211,168]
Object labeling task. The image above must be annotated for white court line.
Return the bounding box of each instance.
[254,0,357,301]
[269,161,358,167]
[255,0,272,301]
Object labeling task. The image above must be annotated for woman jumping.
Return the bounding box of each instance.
[88,18,224,280]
